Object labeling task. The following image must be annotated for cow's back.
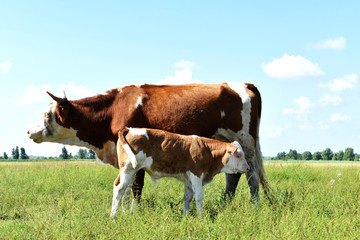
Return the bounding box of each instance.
[136,83,250,139]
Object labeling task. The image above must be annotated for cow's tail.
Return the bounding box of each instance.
[256,140,276,204]
[248,83,276,204]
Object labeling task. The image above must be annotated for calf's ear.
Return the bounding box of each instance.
[227,145,238,155]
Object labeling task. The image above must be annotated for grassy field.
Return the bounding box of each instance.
[1,160,359,239]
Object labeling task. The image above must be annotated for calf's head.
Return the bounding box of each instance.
[27,92,77,144]
[222,141,250,174]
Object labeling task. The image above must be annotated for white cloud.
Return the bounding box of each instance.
[59,82,95,99]
[16,82,94,106]
[158,60,201,85]
[0,60,11,74]
[319,74,358,92]
[318,120,330,130]
[16,84,52,106]
[331,113,351,122]
[173,59,196,69]
[262,54,324,79]
[319,93,343,106]
[283,96,314,122]
[262,125,283,137]
[294,96,313,113]
[311,37,346,50]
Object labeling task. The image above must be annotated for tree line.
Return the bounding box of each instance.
[1,146,96,160]
[273,147,359,161]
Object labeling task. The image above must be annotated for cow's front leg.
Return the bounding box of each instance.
[189,173,204,216]
[182,181,194,215]
[111,169,135,218]
[224,173,242,200]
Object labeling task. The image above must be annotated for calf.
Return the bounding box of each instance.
[110,127,250,217]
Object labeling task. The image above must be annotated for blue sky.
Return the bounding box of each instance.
[1,1,359,157]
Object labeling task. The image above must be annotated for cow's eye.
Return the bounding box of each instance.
[44,112,49,118]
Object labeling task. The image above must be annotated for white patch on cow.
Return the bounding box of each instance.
[115,85,141,94]
[95,141,118,166]
[116,86,124,93]
[226,82,251,134]
[191,135,198,139]
[135,96,143,108]
[221,111,226,119]
[128,127,149,140]
[213,128,254,146]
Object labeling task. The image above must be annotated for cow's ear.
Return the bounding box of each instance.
[56,101,70,124]
[228,145,238,155]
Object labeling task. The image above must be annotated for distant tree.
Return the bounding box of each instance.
[60,146,69,159]
[321,148,333,160]
[20,147,29,159]
[276,152,286,160]
[12,146,20,159]
[313,152,322,160]
[77,149,87,159]
[302,151,312,160]
[343,148,355,161]
[285,149,298,160]
[355,154,359,161]
[88,150,96,159]
[332,150,344,161]
[297,153,302,160]
[3,152,8,159]
[69,152,73,159]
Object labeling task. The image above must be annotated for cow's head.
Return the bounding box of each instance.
[27,91,77,144]
[222,141,250,174]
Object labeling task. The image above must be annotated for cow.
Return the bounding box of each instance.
[111,127,250,217]
[27,82,272,206]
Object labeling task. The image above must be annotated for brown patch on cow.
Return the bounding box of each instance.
[141,83,243,136]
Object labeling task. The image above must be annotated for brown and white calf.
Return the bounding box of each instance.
[110,127,250,217]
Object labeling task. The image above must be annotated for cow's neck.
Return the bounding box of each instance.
[68,94,119,167]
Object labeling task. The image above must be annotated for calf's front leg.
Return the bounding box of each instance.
[188,173,204,216]
[182,181,194,215]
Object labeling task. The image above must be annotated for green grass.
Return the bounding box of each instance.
[1,161,359,239]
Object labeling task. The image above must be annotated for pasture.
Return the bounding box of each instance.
[1,160,359,239]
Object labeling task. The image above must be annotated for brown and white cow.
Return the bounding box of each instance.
[111,127,249,217]
[28,83,272,204]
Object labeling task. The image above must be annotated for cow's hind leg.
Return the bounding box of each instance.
[246,169,260,203]
[129,169,145,211]
[111,169,135,218]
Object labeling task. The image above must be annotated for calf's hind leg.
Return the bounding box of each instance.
[111,169,135,218]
